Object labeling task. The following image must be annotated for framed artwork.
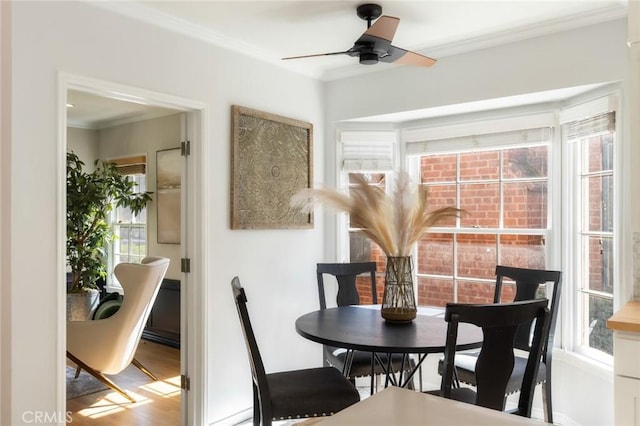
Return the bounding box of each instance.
[231,105,313,229]
[156,148,181,244]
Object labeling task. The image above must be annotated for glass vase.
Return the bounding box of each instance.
[381,256,417,323]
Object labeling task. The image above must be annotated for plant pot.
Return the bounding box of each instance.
[67,289,100,321]
[381,256,417,323]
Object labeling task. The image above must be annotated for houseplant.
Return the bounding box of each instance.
[291,170,464,322]
[66,151,152,319]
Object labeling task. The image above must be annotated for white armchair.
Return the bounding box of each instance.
[67,256,170,402]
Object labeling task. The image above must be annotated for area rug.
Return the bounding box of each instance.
[66,365,108,399]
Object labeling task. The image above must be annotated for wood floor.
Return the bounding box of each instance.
[66,339,181,426]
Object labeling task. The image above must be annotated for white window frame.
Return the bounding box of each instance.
[561,94,621,363]
[112,176,148,264]
[404,113,557,306]
[106,165,149,293]
[336,129,399,262]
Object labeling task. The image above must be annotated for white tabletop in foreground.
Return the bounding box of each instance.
[317,386,544,425]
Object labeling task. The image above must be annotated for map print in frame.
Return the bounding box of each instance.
[231,105,313,229]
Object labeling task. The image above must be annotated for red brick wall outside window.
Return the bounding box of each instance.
[349,145,549,307]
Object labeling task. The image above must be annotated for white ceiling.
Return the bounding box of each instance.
[105,0,627,81]
[68,0,628,128]
[67,90,180,129]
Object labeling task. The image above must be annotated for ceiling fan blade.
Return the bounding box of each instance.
[379,45,437,67]
[395,50,437,67]
[282,51,348,60]
[364,15,399,42]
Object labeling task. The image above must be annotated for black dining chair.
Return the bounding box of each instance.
[231,276,360,426]
[447,266,562,423]
[317,262,417,393]
[428,299,549,418]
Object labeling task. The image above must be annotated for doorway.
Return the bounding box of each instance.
[60,75,206,426]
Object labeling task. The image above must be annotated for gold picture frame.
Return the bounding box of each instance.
[231,105,313,229]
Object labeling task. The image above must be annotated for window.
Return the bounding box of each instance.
[339,130,396,302]
[348,172,389,263]
[407,126,552,307]
[113,173,148,265]
[108,156,149,287]
[563,104,617,359]
[346,172,391,303]
[339,94,621,364]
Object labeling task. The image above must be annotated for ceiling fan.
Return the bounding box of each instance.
[282,3,436,67]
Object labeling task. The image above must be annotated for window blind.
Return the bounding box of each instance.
[406,127,552,156]
[109,155,146,175]
[562,112,615,142]
[339,130,396,171]
[558,94,618,125]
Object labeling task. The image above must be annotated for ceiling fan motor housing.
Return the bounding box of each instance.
[359,52,378,65]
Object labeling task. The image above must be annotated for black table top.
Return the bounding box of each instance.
[295,305,483,354]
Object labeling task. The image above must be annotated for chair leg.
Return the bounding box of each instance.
[405,355,416,390]
[542,381,553,424]
[74,366,82,379]
[66,351,136,403]
[452,366,461,388]
[370,352,375,395]
[252,384,261,426]
[131,357,158,381]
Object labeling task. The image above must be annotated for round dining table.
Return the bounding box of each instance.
[295,305,483,388]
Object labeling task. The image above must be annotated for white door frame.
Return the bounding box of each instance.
[57,73,209,426]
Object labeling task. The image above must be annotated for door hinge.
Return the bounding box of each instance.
[180,374,190,391]
[181,140,191,156]
[181,258,191,273]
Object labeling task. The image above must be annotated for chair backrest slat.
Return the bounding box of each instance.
[494,265,562,360]
[316,262,377,309]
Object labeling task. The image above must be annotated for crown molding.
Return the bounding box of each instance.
[424,4,627,60]
[91,1,324,80]
[68,109,179,130]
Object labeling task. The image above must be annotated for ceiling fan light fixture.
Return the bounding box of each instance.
[359,52,378,65]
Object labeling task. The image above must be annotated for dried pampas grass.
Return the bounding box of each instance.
[290,171,464,257]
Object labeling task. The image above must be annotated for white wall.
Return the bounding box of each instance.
[0,1,10,425]
[552,353,614,426]
[8,2,324,425]
[324,19,627,426]
[98,113,183,280]
[325,19,627,122]
[67,127,98,172]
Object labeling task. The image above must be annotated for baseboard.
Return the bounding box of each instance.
[141,331,180,348]
[209,408,252,426]
[551,412,582,426]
